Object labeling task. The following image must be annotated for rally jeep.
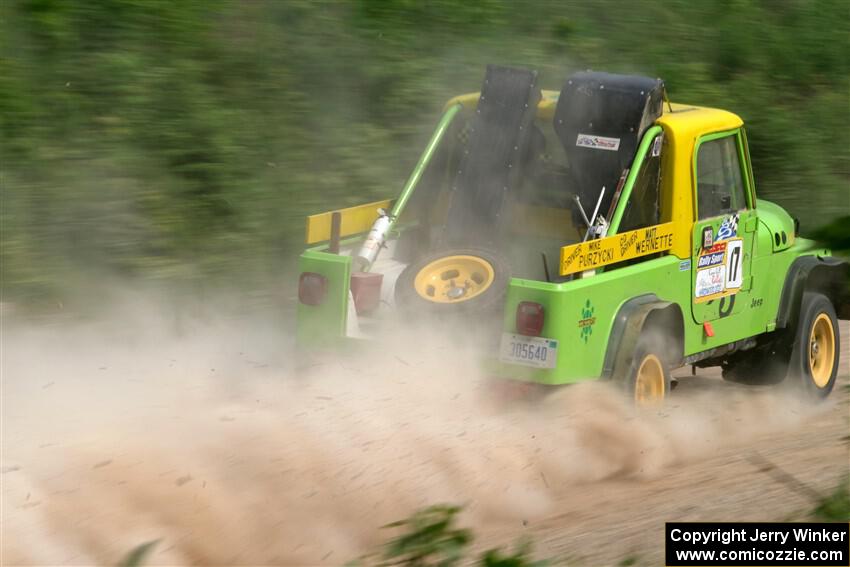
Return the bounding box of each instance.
[296,66,849,403]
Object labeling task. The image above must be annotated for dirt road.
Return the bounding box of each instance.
[3,314,848,566]
[487,327,850,565]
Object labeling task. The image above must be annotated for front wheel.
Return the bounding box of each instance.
[787,292,840,399]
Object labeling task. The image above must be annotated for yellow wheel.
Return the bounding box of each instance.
[395,249,510,313]
[412,255,495,303]
[808,313,836,388]
[634,353,666,405]
[619,341,670,406]
[790,292,840,399]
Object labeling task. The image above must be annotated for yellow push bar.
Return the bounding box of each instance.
[305,199,393,244]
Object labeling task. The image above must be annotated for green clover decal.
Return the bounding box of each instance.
[579,299,595,343]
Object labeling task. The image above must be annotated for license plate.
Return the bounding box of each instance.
[499,333,558,369]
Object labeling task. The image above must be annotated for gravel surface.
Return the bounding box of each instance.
[3,314,847,566]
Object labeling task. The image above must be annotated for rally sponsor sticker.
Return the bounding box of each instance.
[695,265,726,299]
[697,250,725,269]
[693,236,743,303]
[716,213,739,240]
[702,226,714,249]
[576,133,621,151]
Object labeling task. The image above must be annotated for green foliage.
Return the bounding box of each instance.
[378,504,472,566]
[811,477,850,522]
[351,504,548,566]
[812,214,850,293]
[117,539,159,567]
[2,0,848,306]
[812,216,850,254]
[480,542,549,567]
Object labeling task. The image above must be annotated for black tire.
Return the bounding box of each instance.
[785,291,840,399]
[620,338,672,405]
[394,248,510,314]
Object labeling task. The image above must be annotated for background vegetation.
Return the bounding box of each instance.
[2,0,848,309]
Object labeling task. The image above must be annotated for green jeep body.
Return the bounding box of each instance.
[295,69,848,398]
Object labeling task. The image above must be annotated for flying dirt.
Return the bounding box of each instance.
[2,302,848,565]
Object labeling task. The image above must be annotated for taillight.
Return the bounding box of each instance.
[298,272,327,305]
[516,301,544,336]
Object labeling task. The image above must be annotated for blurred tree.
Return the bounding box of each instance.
[1,0,847,308]
[812,216,850,254]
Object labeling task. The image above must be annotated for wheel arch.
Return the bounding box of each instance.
[602,294,686,380]
[776,255,849,330]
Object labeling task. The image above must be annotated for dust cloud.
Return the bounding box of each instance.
[2,298,822,565]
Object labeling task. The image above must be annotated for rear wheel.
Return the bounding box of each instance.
[621,342,671,406]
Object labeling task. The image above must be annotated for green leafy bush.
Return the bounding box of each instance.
[811,477,850,522]
[352,504,548,567]
[2,1,848,305]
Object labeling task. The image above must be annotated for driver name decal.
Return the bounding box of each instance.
[559,222,676,276]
